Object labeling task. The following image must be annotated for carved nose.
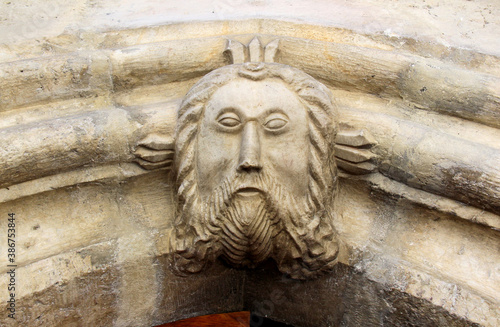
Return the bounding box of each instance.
[237,122,262,172]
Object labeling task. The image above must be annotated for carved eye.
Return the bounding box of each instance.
[264,113,288,131]
[217,112,241,128]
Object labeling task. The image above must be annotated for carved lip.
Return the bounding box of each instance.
[235,186,263,197]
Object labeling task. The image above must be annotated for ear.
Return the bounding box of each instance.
[334,128,377,175]
[134,134,174,170]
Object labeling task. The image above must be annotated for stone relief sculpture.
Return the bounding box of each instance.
[132,38,380,279]
[2,15,499,325]
[171,62,340,279]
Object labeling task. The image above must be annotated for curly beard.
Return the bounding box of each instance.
[171,170,339,279]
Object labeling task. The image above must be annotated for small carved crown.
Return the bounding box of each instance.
[224,37,279,64]
[224,37,280,80]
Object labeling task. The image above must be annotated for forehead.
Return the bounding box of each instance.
[205,78,305,118]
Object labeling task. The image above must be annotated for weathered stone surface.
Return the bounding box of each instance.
[170,63,340,279]
[0,242,119,327]
[0,52,111,111]
[245,263,482,327]
[0,109,135,188]
[153,257,246,326]
[0,1,499,326]
[339,104,500,215]
[335,178,500,326]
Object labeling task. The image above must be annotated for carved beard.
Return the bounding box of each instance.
[202,171,286,268]
[173,170,339,279]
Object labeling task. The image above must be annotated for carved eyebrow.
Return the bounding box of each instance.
[215,107,242,116]
[262,108,288,117]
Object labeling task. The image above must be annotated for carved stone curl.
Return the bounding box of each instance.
[170,62,340,279]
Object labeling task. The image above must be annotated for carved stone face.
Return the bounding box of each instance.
[172,63,339,279]
[196,78,310,201]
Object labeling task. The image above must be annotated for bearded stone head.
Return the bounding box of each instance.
[171,62,339,279]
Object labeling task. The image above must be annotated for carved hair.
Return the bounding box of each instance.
[173,63,339,279]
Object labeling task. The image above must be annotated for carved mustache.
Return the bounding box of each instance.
[216,170,281,200]
[203,170,284,231]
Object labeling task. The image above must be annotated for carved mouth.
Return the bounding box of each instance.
[236,187,263,197]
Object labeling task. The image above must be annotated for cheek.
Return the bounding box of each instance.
[262,133,310,197]
[196,126,240,196]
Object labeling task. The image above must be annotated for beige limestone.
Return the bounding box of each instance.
[169,62,340,279]
[0,1,499,326]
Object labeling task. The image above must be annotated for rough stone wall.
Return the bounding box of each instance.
[0,1,499,326]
